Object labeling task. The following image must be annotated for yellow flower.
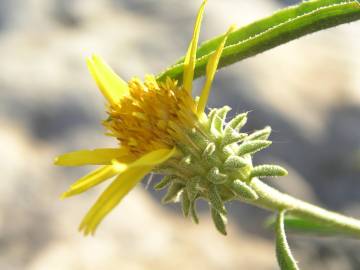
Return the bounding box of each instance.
[55,0,237,235]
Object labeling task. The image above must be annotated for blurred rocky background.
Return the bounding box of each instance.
[0,0,359,269]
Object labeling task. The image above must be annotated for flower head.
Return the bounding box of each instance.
[103,75,197,158]
[55,0,286,236]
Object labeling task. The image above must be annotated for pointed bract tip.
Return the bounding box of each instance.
[53,157,59,165]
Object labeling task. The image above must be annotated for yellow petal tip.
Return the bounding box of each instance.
[183,0,207,93]
[229,24,237,32]
[196,24,236,116]
[60,192,70,200]
[91,53,102,62]
[53,157,60,165]
[86,53,129,105]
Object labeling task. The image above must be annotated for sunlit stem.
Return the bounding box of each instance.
[248,178,360,238]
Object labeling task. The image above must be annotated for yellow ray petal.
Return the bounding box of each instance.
[61,160,128,199]
[79,166,150,236]
[197,25,236,116]
[87,54,129,105]
[54,148,130,166]
[129,147,178,167]
[79,147,176,235]
[183,0,207,94]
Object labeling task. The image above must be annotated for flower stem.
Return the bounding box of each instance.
[248,178,360,238]
[158,0,360,82]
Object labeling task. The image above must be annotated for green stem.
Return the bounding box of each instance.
[157,0,360,82]
[249,178,360,238]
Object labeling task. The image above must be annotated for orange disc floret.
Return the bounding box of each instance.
[104,76,198,158]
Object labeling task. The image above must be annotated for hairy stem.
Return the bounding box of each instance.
[158,0,360,82]
[249,178,360,238]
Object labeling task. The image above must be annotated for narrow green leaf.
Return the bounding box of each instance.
[225,112,247,133]
[207,167,228,184]
[154,175,173,190]
[202,142,216,157]
[246,126,272,141]
[181,191,190,217]
[223,156,248,171]
[276,210,300,270]
[207,108,217,126]
[208,184,227,215]
[161,182,184,204]
[221,130,247,147]
[211,207,227,235]
[211,106,231,133]
[157,0,360,82]
[190,200,199,224]
[187,176,200,201]
[251,165,288,178]
[231,179,258,201]
[266,214,352,236]
[237,140,271,156]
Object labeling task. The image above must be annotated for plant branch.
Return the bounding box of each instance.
[248,178,360,238]
[157,0,360,82]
